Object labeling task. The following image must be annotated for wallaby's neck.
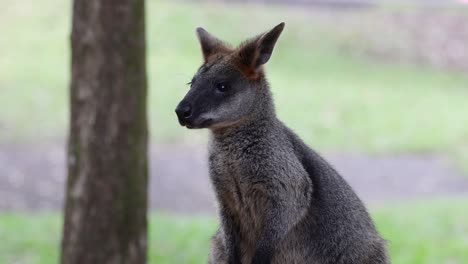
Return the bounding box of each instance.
[210,84,277,143]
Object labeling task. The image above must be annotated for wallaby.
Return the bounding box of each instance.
[175,23,389,264]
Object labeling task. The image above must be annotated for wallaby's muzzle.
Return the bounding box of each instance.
[175,101,192,127]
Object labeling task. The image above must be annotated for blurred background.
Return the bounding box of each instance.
[1,0,468,263]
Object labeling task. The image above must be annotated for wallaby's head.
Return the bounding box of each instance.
[175,23,285,130]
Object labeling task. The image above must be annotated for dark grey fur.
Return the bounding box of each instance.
[176,23,389,264]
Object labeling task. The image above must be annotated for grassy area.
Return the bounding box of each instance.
[0,199,467,264]
[1,1,468,156]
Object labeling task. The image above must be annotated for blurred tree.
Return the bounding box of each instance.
[60,0,148,263]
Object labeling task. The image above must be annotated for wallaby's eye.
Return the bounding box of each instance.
[215,82,229,93]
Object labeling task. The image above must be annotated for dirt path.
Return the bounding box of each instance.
[1,142,467,214]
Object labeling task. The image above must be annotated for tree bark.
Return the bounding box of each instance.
[61,0,148,263]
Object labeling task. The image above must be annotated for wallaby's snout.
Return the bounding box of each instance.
[175,91,215,129]
[175,90,216,129]
[175,100,192,127]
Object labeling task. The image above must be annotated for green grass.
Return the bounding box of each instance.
[1,1,468,156]
[1,200,468,264]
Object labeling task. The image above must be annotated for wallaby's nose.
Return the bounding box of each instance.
[177,104,192,118]
[175,103,192,125]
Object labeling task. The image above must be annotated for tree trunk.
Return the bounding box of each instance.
[61,0,148,263]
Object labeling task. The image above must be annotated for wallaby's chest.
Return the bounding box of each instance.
[209,149,251,211]
[210,145,268,217]
[209,147,266,258]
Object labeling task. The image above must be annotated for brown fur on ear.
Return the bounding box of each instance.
[231,55,263,80]
[235,23,285,79]
[196,27,232,63]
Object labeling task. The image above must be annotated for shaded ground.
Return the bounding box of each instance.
[0,142,467,214]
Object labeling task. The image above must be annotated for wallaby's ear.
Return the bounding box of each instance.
[237,22,285,72]
[196,27,230,63]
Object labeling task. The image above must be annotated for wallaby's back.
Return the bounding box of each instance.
[279,126,388,263]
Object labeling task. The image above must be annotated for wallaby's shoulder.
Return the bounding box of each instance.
[283,125,337,173]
